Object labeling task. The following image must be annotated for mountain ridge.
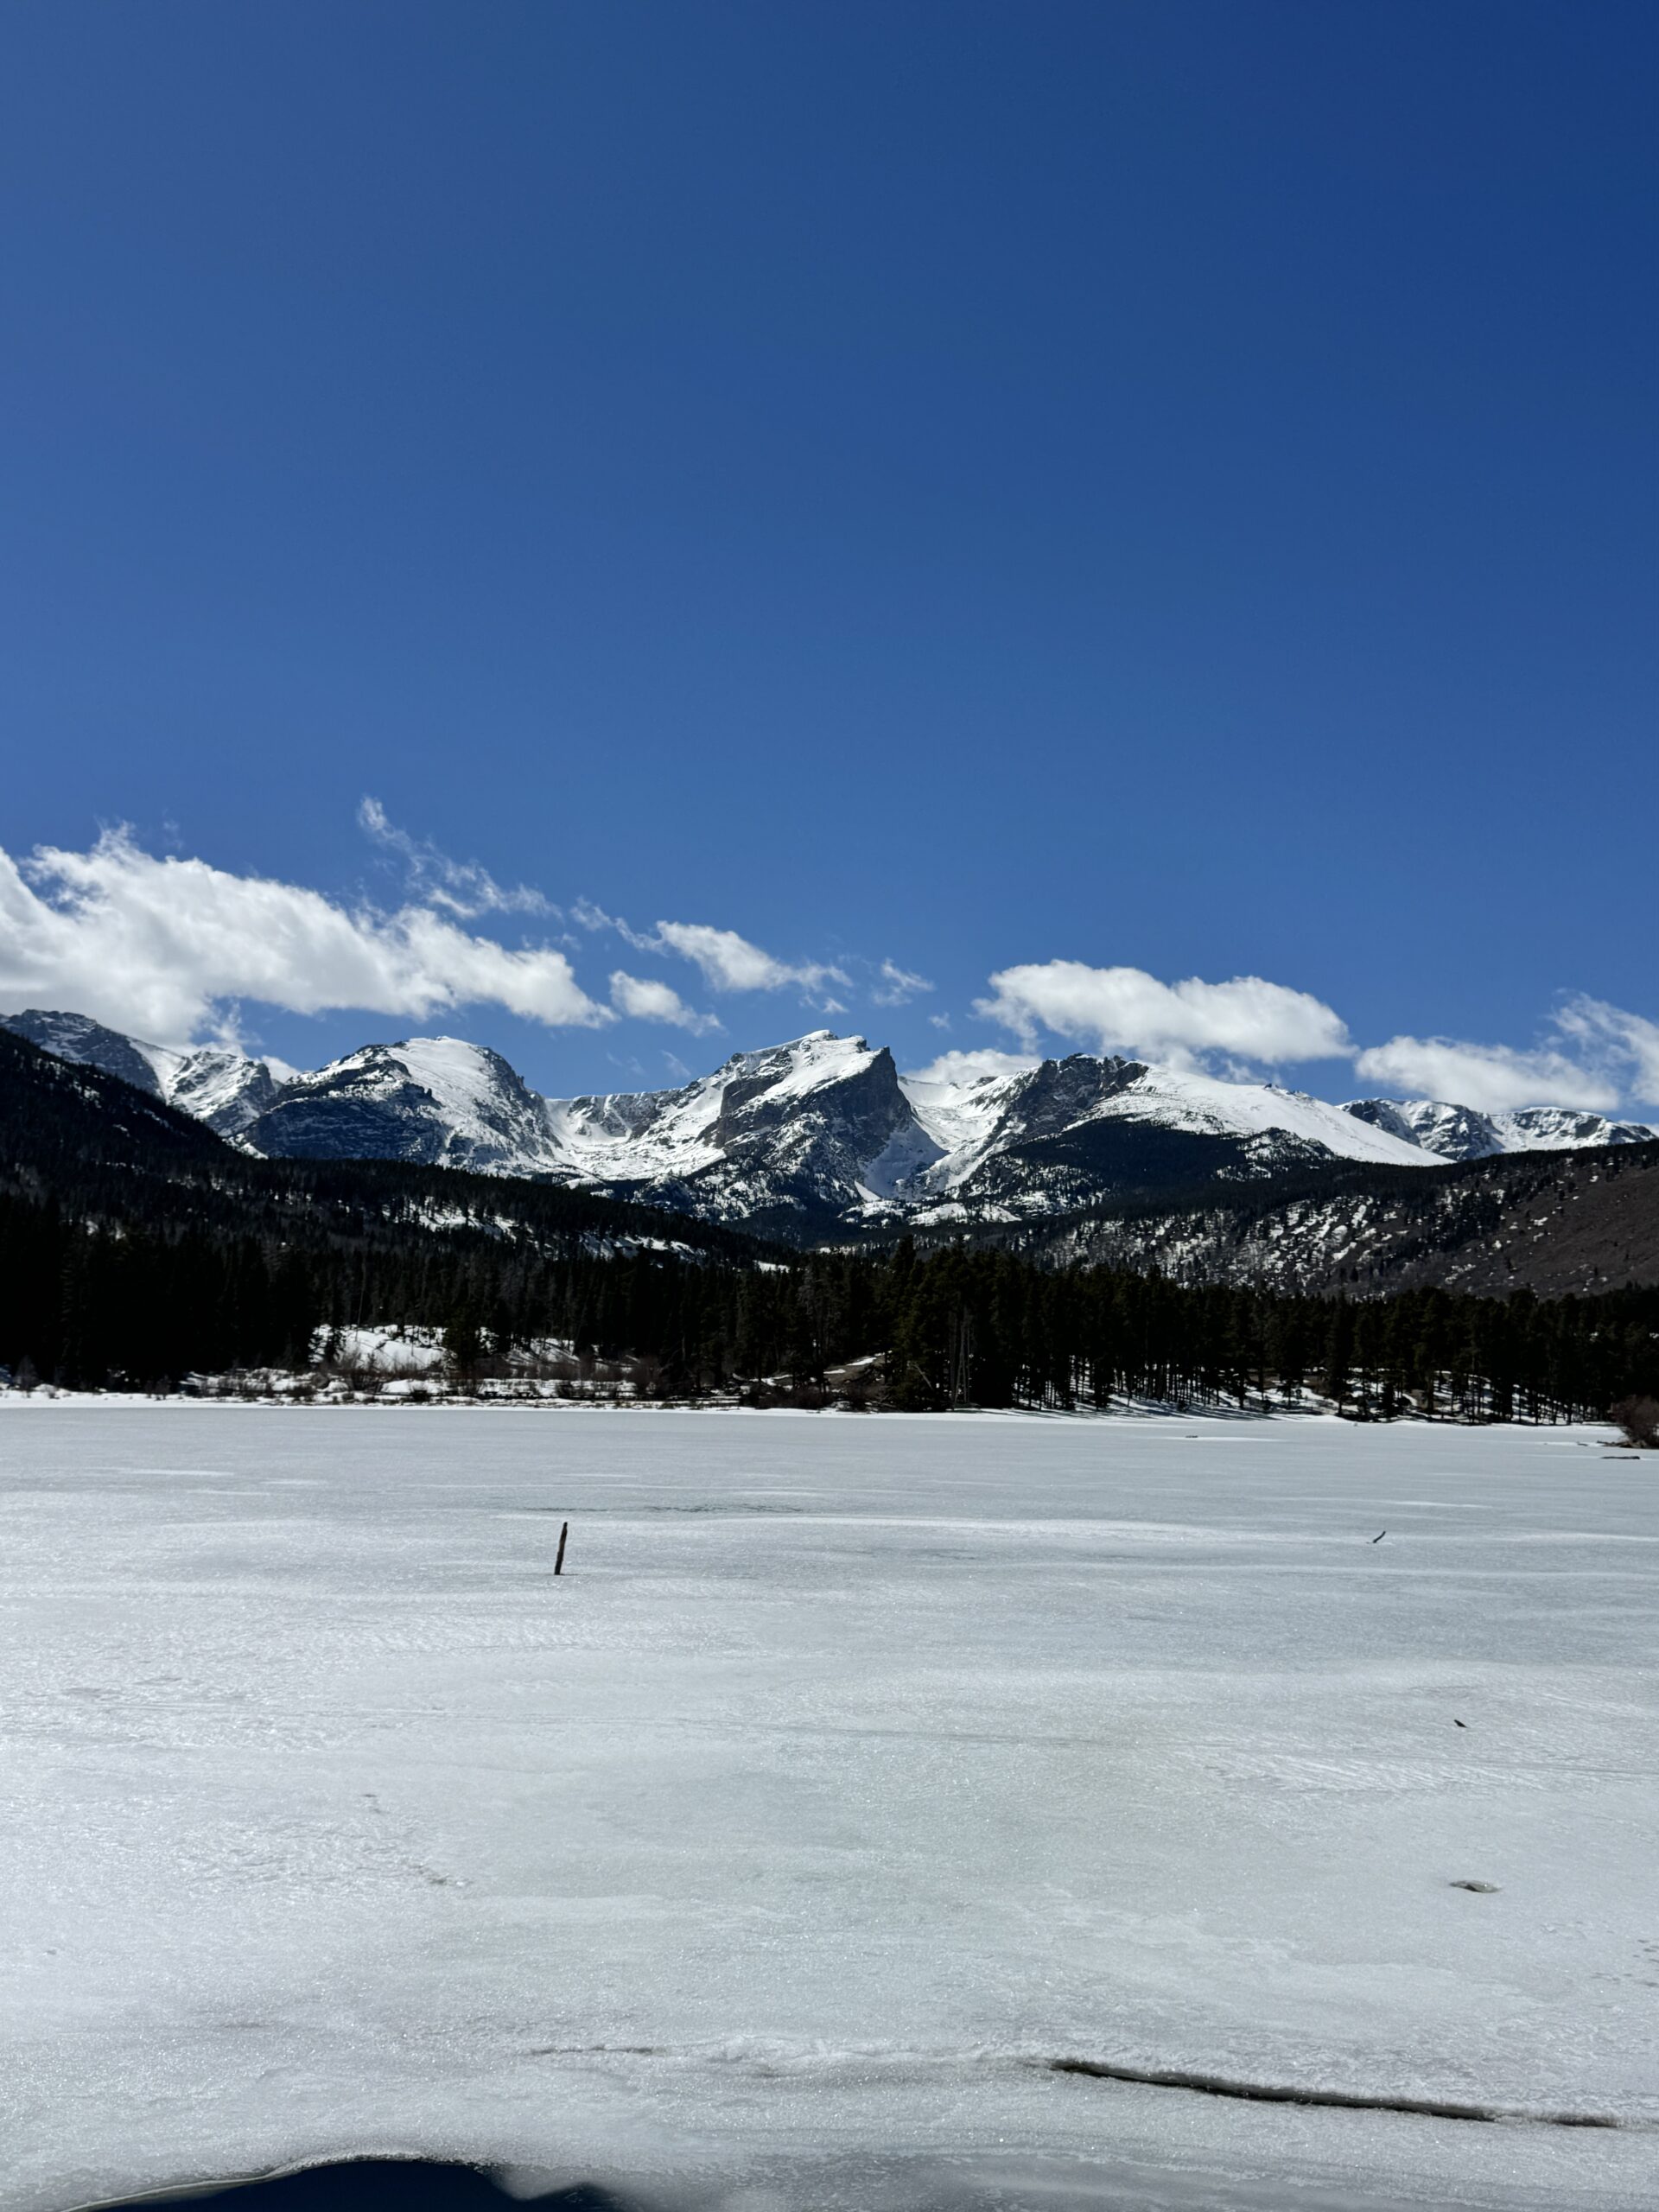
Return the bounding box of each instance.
[991,1133,1659,1300]
[5,1006,1654,1237]
[3,1018,1656,1304]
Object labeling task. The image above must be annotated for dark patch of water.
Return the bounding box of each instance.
[111,2162,626,2212]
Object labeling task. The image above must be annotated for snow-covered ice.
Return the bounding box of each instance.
[3,1408,1656,2211]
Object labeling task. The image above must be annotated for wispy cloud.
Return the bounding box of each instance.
[573,902,850,1005]
[1351,995,1659,1114]
[648,920,848,998]
[359,798,551,918]
[570,897,626,935]
[1554,995,1659,1108]
[869,958,933,1007]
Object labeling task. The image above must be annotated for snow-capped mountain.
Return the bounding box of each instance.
[0,1008,1440,1230]
[897,1055,1435,1224]
[0,1008,286,1140]
[246,1037,567,1173]
[232,1029,1443,1227]
[1342,1096,1658,1161]
[8,1006,1654,1238]
[544,1031,930,1225]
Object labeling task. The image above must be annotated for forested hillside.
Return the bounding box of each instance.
[988,1139,1659,1296]
[2,1027,1655,1419]
[0,1028,771,1387]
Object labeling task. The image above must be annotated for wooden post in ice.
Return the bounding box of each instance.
[554,1520,569,1576]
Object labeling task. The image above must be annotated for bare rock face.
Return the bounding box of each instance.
[1344,1095,1657,1161]
[167,1049,287,1140]
[12,1007,1656,1255]
[0,1011,1441,1235]
[0,1009,168,1098]
[245,1039,567,1174]
[555,1033,934,1230]
[0,1008,288,1141]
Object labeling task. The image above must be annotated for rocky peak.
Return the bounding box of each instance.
[1,1008,168,1097]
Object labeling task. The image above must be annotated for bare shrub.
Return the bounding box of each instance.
[1608,1395,1659,1448]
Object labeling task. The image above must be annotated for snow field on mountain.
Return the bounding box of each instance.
[5,1408,1656,2212]
[8,1012,1658,1228]
[373,1039,536,1148]
[1053,1063,1439,1170]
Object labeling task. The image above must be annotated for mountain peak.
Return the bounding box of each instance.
[0,1007,283,1140]
[12,1006,1654,1242]
[1342,1096,1658,1161]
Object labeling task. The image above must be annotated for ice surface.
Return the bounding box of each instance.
[3,1408,1656,2212]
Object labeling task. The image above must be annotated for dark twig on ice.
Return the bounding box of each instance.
[554,1520,569,1575]
[1370,1530,1386,1543]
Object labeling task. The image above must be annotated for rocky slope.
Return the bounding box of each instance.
[899,1054,1434,1223]
[5,1013,1438,1230]
[0,1008,285,1140]
[1000,1139,1659,1297]
[546,1031,931,1230]
[247,1037,569,1174]
[6,1006,1654,1240]
[1342,1094,1656,1160]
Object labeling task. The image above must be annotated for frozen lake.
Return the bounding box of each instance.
[3,1405,1656,2212]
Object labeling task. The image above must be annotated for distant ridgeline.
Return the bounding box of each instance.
[0,1027,1655,1419]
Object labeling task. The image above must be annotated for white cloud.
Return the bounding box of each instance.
[903,1046,1039,1090]
[1351,995,1659,1114]
[1554,996,1659,1108]
[976,961,1351,1065]
[571,903,861,1009]
[358,798,550,918]
[1351,1033,1621,1114]
[645,921,774,988]
[645,919,849,999]
[607,970,722,1035]
[870,958,933,1007]
[972,957,1659,1110]
[0,829,612,1046]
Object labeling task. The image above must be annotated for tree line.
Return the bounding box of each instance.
[2,1024,1653,1419]
[3,1184,1655,1422]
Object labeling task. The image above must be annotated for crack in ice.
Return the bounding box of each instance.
[1048,2056,1629,2128]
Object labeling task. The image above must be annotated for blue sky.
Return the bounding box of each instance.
[2,2,1656,1110]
